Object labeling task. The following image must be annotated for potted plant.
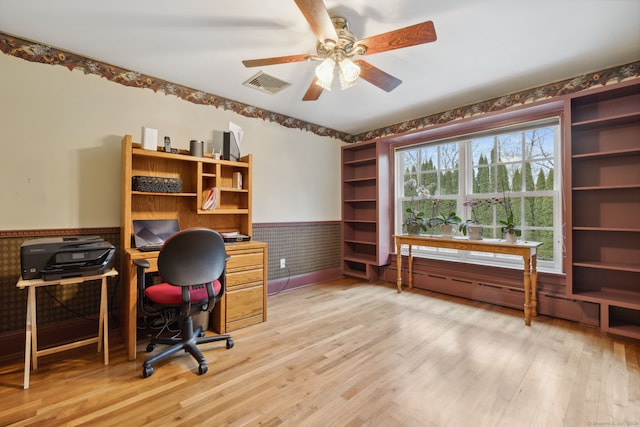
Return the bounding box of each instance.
[459,199,484,239]
[493,196,521,243]
[429,211,461,236]
[403,179,430,235]
[404,207,428,235]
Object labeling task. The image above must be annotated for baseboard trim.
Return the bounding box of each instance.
[268,267,343,295]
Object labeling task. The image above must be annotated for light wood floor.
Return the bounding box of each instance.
[1,278,639,426]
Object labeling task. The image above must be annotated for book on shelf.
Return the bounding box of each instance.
[202,187,219,210]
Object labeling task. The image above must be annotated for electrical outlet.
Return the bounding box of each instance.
[280,258,286,269]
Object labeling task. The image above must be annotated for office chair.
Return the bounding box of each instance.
[132,228,234,378]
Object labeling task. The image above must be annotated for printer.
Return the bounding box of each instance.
[21,236,115,281]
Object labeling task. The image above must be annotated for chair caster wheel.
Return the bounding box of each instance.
[198,330,206,338]
[142,365,154,378]
[146,343,155,352]
[226,338,234,349]
[198,363,208,375]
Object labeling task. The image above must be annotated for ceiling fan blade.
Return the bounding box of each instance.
[242,54,311,67]
[356,21,437,56]
[302,77,324,101]
[294,0,339,43]
[354,60,402,92]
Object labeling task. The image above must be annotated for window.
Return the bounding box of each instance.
[395,118,562,273]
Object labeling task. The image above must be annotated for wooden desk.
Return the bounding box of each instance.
[16,269,117,389]
[394,235,542,326]
[121,241,267,361]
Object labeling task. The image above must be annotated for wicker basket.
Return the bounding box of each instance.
[132,176,183,193]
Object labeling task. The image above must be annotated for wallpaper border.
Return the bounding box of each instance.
[1,32,638,144]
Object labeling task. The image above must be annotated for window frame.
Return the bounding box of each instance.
[393,115,563,273]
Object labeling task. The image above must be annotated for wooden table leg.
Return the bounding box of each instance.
[29,287,38,369]
[408,244,414,289]
[531,254,538,317]
[23,286,35,389]
[523,256,532,326]
[99,276,109,365]
[396,241,402,293]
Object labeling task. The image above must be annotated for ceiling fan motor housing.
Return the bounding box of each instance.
[316,17,365,59]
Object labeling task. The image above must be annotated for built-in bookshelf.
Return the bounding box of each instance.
[341,140,391,280]
[566,80,640,339]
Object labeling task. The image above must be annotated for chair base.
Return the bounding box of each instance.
[141,316,233,378]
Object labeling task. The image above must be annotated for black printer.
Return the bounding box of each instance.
[21,236,115,281]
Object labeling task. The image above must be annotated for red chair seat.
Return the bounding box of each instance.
[145,280,222,305]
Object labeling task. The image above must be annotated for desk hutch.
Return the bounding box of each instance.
[120,135,267,361]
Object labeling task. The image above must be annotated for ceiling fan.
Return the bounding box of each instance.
[242,0,437,101]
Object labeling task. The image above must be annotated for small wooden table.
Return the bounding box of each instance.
[394,235,542,326]
[16,269,117,389]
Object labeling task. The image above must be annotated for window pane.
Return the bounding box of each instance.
[440,170,458,195]
[524,196,553,227]
[497,132,522,163]
[527,230,554,261]
[396,117,560,272]
[471,137,494,166]
[524,128,555,160]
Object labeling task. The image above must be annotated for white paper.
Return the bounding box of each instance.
[141,126,158,151]
[229,121,243,149]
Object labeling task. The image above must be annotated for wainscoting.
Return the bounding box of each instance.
[0,221,342,359]
[253,221,342,295]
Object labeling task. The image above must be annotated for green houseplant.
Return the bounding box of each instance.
[459,199,482,237]
[494,196,521,241]
[429,211,461,235]
[403,179,429,235]
[404,207,428,234]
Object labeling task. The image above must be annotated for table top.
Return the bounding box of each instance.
[16,268,118,288]
[394,234,543,256]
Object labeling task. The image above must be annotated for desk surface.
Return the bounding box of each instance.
[125,240,268,259]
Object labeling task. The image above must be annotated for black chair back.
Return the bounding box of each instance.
[157,228,226,287]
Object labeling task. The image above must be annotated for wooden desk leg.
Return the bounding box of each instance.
[125,258,137,361]
[531,254,538,317]
[23,286,35,389]
[523,257,532,326]
[408,245,414,289]
[396,242,402,293]
[99,276,109,365]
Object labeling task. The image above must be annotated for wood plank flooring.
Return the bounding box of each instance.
[1,278,639,426]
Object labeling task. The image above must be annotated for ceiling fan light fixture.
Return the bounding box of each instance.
[315,57,335,90]
[338,56,360,89]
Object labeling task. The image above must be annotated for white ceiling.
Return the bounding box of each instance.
[1,0,639,135]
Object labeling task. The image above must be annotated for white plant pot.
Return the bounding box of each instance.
[467,224,483,240]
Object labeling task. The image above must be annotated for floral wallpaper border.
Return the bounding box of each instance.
[1,32,638,143]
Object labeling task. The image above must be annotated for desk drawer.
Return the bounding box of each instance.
[226,269,263,289]
[227,251,263,270]
[226,286,263,322]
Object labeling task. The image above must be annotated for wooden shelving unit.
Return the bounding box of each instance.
[341,140,391,280]
[120,135,266,359]
[566,80,640,340]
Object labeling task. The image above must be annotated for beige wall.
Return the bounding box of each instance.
[0,53,343,229]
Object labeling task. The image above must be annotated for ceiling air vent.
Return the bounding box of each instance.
[243,72,291,95]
